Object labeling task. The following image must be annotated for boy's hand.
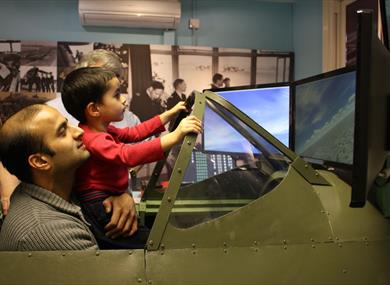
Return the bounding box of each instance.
[159,101,187,124]
[160,115,202,151]
[175,115,202,140]
[103,192,138,238]
[170,101,188,115]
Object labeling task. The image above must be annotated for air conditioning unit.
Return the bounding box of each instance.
[79,0,181,29]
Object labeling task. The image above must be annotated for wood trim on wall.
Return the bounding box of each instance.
[322,0,342,72]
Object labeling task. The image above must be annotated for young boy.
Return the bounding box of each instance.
[61,67,202,249]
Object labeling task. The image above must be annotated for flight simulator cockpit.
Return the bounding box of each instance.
[134,81,332,245]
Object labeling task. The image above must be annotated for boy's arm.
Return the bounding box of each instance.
[87,133,165,168]
[109,115,165,143]
[111,101,188,143]
[86,115,201,167]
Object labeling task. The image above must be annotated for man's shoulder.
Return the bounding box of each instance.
[0,188,97,251]
[0,190,42,249]
[0,188,56,232]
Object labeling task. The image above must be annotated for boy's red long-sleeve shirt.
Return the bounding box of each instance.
[74,115,166,197]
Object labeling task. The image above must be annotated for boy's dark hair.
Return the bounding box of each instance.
[151,81,164,90]
[173,78,184,89]
[212,73,223,84]
[61,67,116,123]
[0,104,55,183]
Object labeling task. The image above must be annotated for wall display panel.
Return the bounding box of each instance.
[256,56,277,84]
[179,54,212,95]
[218,56,251,86]
[150,45,174,99]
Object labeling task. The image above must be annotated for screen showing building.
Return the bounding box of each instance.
[183,151,236,183]
[294,70,356,165]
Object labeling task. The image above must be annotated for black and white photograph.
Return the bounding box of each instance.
[20,41,57,66]
[19,65,57,93]
[150,44,173,94]
[57,41,93,91]
[0,40,21,92]
[0,91,54,123]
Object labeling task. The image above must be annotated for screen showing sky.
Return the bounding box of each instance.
[212,86,290,149]
[294,70,356,164]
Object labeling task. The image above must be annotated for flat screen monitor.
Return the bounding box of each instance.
[351,9,390,207]
[293,68,356,166]
[203,84,290,154]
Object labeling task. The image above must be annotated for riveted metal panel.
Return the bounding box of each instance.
[0,249,145,285]
[315,170,390,241]
[146,241,390,285]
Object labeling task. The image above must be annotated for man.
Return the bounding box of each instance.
[166,78,187,110]
[223,77,231,88]
[0,104,98,250]
[25,66,40,92]
[131,81,166,122]
[210,73,224,90]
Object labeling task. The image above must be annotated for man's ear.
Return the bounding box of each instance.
[85,102,101,118]
[28,153,51,171]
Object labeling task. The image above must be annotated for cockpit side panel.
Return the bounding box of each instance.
[158,166,333,249]
[314,170,390,241]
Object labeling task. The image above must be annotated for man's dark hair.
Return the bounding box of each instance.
[151,81,164,90]
[0,104,55,183]
[61,67,116,123]
[173,78,184,89]
[212,73,223,84]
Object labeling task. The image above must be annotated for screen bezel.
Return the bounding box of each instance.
[351,9,390,207]
[379,0,389,50]
[291,66,356,168]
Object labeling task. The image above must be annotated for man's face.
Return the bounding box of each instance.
[216,79,224,88]
[150,88,164,101]
[177,82,187,93]
[31,106,90,172]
